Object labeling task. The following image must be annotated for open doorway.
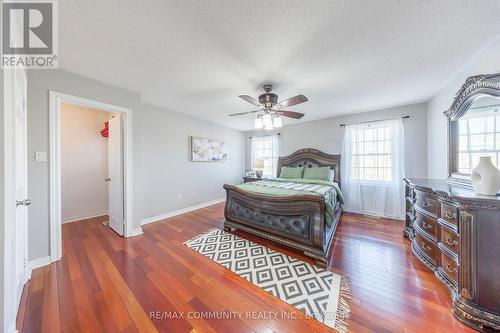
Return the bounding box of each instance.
[60,103,123,235]
[49,92,135,262]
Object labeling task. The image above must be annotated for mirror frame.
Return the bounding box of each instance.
[444,73,500,187]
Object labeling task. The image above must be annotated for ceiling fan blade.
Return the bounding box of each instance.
[276,110,305,119]
[228,110,260,117]
[274,95,308,109]
[238,95,263,107]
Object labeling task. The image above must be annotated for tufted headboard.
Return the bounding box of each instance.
[277,148,341,186]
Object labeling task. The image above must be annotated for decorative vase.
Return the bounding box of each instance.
[471,156,500,196]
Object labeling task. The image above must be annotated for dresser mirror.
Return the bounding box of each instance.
[445,73,500,187]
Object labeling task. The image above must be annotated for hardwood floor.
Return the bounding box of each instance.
[18,203,476,333]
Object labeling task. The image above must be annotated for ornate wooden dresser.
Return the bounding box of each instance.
[404,178,500,331]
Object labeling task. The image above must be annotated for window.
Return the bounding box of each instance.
[251,135,280,177]
[350,123,392,182]
[341,119,405,219]
[458,110,499,174]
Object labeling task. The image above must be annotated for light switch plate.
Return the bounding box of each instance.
[35,151,47,162]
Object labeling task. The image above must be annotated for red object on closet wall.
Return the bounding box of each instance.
[100,121,109,137]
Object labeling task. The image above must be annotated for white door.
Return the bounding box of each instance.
[107,115,124,235]
[14,66,29,305]
[4,64,29,329]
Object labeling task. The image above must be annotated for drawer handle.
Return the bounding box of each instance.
[444,236,458,247]
[422,222,433,230]
[423,202,431,208]
[421,242,432,252]
[445,263,458,274]
[444,211,456,219]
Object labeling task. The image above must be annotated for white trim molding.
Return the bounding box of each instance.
[27,256,51,277]
[128,227,144,237]
[62,211,109,224]
[49,91,135,263]
[141,198,225,225]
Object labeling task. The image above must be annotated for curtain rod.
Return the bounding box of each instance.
[339,115,410,127]
[249,133,281,139]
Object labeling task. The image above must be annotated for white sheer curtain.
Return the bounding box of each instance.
[341,119,405,219]
[250,134,281,177]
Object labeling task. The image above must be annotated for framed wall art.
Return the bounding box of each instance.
[191,136,228,162]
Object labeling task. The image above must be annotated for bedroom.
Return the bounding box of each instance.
[1,1,500,332]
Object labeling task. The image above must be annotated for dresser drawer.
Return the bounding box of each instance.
[440,250,459,285]
[415,211,438,239]
[414,231,437,264]
[440,224,459,255]
[441,202,458,226]
[416,193,439,217]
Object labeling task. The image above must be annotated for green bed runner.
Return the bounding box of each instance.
[235,178,343,226]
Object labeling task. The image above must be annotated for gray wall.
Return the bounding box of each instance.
[27,69,245,261]
[245,103,428,179]
[427,36,500,178]
[137,104,244,221]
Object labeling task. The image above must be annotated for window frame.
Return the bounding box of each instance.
[251,135,279,177]
[349,123,394,184]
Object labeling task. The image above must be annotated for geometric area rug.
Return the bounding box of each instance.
[184,228,350,333]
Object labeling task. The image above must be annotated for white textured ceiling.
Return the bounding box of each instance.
[59,1,500,130]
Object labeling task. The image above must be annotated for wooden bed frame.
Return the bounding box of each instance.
[223,148,342,266]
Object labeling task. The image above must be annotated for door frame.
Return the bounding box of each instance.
[3,65,29,333]
[49,91,137,262]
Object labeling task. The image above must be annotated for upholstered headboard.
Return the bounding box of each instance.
[277,148,341,186]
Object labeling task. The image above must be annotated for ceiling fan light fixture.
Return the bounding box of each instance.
[264,122,274,131]
[232,85,308,127]
[254,117,263,129]
[262,113,272,126]
[273,116,283,128]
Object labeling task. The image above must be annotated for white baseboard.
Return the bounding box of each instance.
[141,197,225,226]
[126,227,144,237]
[62,211,108,223]
[27,256,51,277]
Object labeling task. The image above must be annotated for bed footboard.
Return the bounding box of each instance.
[223,184,339,266]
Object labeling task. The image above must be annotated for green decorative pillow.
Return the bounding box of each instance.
[303,166,331,181]
[279,166,304,179]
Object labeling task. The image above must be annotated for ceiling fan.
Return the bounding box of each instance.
[229,84,308,130]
